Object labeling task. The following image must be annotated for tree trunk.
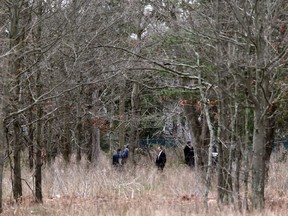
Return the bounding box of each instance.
[242,98,251,211]
[76,120,82,163]
[28,110,34,170]
[35,102,43,203]
[251,1,270,209]
[200,113,210,168]
[229,103,240,208]
[109,90,115,152]
[130,83,140,165]
[119,86,127,149]
[12,120,22,201]
[90,122,100,164]
[75,2,83,162]
[233,141,242,209]
[130,82,140,166]
[217,105,233,204]
[200,93,216,211]
[0,80,8,213]
[34,0,43,203]
[75,79,83,163]
[183,101,202,171]
[34,67,43,202]
[9,0,23,202]
[264,104,276,180]
[217,119,233,205]
[0,152,3,213]
[76,79,83,163]
[251,112,266,209]
[89,89,102,164]
[214,0,235,205]
[46,120,53,166]
[0,127,3,213]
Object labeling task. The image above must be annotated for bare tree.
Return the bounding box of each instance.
[0,59,8,214]
[128,0,287,210]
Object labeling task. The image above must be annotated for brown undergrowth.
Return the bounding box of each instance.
[2,148,288,215]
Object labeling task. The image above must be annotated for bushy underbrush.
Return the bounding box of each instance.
[2,148,288,215]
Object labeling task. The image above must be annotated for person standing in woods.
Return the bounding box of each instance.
[121,145,129,165]
[112,148,122,168]
[155,145,166,171]
[183,141,195,167]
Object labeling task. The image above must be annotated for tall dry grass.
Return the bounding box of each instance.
[2,148,288,215]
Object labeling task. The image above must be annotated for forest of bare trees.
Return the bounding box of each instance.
[0,0,288,214]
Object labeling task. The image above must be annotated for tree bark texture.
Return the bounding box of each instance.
[252,112,266,209]
[183,101,203,171]
[9,0,23,202]
[35,75,43,203]
[12,121,22,201]
[119,87,127,149]
[34,0,44,203]
[0,78,8,213]
[130,82,140,166]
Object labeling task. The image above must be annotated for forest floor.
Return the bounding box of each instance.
[2,148,288,215]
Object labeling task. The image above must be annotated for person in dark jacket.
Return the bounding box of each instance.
[112,148,122,167]
[121,145,129,165]
[155,145,166,171]
[184,141,195,167]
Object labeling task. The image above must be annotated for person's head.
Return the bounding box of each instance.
[125,145,129,149]
[187,141,192,147]
[117,148,122,153]
[158,145,164,152]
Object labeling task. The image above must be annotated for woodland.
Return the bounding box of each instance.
[0,0,288,215]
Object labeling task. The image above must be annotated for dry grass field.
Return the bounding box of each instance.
[2,148,288,216]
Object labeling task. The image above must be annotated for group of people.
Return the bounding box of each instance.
[112,141,215,171]
[155,142,195,171]
[112,144,167,171]
[112,145,129,167]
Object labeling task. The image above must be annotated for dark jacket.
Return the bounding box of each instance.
[122,147,129,159]
[184,145,195,166]
[156,151,166,170]
[121,147,129,165]
[112,153,121,166]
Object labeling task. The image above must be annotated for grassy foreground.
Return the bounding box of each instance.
[2,148,288,215]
